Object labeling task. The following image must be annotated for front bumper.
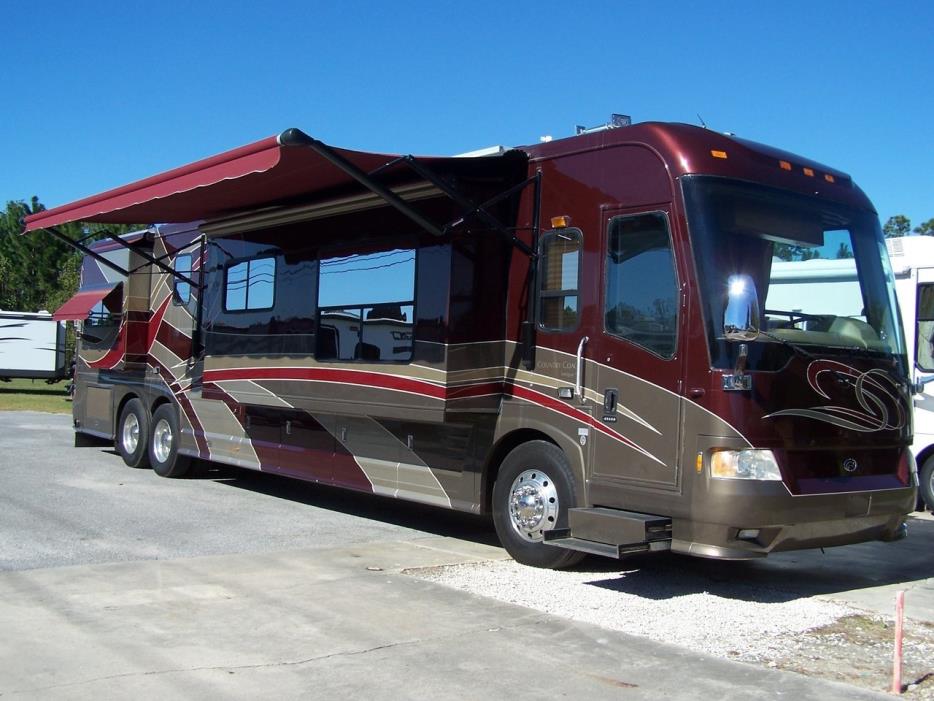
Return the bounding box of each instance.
[671,477,916,559]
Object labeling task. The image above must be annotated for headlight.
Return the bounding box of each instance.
[710,449,782,481]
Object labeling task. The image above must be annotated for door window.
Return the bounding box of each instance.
[604,212,678,358]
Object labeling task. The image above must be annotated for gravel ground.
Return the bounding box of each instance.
[410,555,934,699]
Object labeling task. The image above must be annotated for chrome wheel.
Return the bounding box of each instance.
[152,418,174,464]
[507,469,559,542]
[121,413,140,454]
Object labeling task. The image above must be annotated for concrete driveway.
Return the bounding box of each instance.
[2,411,926,699]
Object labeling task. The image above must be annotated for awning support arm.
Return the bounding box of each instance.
[44,226,132,279]
[96,231,198,288]
[522,170,542,370]
[400,156,535,257]
[278,129,444,238]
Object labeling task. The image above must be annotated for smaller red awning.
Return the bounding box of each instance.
[53,285,118,321]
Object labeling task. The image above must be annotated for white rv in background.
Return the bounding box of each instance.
[0,310,67,381]
[768,236,934,511]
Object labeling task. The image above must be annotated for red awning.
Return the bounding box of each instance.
[23,129,495,233]
[24,129,526,234]
[52,285,118,321]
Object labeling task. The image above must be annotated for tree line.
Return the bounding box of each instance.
[0,198,137,314]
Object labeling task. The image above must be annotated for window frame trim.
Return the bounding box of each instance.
[602,210,680,360]
[536,227,583,334]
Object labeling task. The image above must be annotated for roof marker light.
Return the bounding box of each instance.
[824,174,835,183]
[779,160,792,171]
[551,216,571,228]
[711,150,728,159]
[803,167,815,177]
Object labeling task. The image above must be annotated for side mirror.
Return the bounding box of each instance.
[724,274,761,340]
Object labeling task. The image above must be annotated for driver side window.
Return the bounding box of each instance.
[604,212,678,358]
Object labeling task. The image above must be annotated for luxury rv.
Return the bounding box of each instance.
[26,119,917,568]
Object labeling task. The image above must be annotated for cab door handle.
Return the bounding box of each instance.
[603,389,618,413]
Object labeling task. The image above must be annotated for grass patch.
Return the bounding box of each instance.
[0,378,72,414]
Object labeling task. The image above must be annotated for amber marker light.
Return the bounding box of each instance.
[779,160,792,171]
[711,150,728,159]
[550,215,571,228]
[803,167,815,177]
[696,452,704,473]
[824,174,835,183]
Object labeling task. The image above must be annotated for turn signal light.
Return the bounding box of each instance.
[711,150,728,159]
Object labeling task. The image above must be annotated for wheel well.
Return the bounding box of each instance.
[481,429,558,514]
[916,445,934,472]
[150,395,171,415]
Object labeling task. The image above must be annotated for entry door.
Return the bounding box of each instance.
[589,208,684,491]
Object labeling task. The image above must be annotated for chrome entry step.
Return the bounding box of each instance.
[543,507,672,558]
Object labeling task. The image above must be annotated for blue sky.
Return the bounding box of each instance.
[2,1,931,228]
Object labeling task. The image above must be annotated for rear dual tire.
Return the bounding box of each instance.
[117,398,150,468]
[148,404,192,478]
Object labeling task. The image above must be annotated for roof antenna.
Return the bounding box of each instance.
[697,114,708,129]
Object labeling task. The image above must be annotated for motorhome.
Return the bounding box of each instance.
[0,310,67,381]
[24,119,918,568]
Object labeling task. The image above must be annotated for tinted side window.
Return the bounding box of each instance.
[538,229,581,331]
[82,285,123,347]
[225,257,276,312]
[174,253,192,305]
[605,213,678,358]
[317,248,415,361]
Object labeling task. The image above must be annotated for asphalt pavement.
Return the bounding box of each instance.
[1,411,928,699]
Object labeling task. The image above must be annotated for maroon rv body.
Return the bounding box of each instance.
[26,119,918,567]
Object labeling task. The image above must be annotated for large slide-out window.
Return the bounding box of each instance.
[604,212,679,358]
[316,247,415,362]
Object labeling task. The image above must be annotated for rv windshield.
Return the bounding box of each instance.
[683,176,905,370]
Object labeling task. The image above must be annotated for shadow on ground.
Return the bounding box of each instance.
[192,460,501,546]
[74,440,933,605]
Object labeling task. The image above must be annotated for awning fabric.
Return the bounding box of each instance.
[23,129,524,233]
[52,285,118,321]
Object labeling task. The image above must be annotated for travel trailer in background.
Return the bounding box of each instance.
[0,310,67,381]
[768,237,934,511]
[24,118,918,568]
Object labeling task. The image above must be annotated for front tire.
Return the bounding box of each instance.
[117,398,150,468]
[148,404,191,478]
[492,441,584,569]
[920,456,934,512]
